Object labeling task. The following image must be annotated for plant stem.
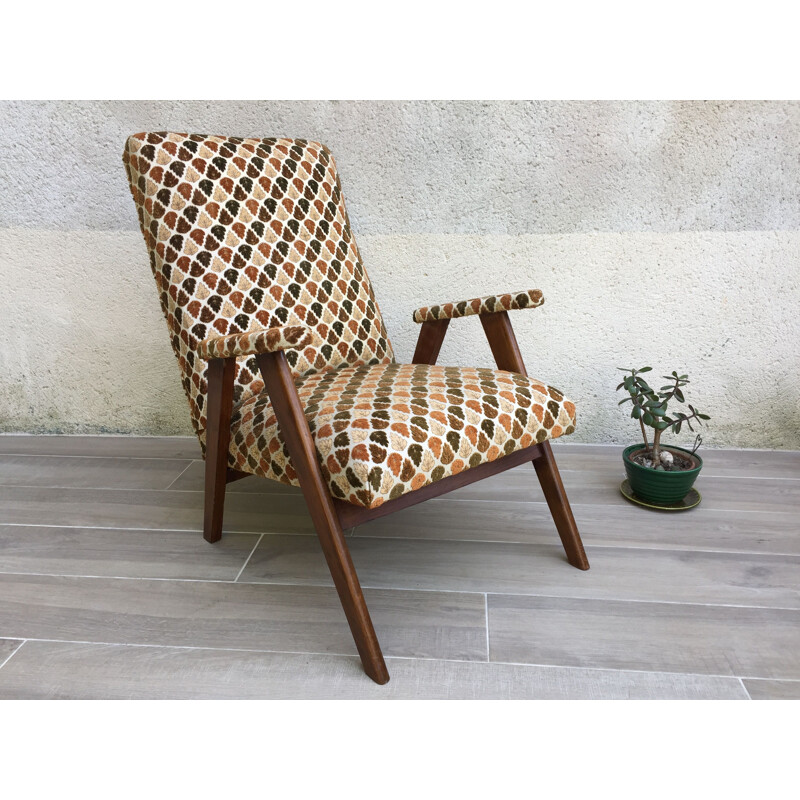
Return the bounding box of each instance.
[651,428,662,464]
[639,418,650,451]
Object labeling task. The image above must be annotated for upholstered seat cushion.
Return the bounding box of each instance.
[228,362,576,508]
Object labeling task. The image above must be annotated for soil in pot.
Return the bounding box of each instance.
[629,448,697,472]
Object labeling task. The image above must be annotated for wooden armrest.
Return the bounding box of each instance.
[412,289,544,323]
[198,326,316,360]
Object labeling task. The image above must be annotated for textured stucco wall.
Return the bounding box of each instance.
[2,101,799,448]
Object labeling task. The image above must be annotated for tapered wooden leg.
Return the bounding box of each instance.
[203,357,236,543]
[256,351,390,684]
[480,311,589,570]
[534,441,590,570]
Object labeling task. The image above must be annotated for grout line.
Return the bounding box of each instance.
[0,640,27,672]
[163,461,196,490]
[739,677,753,700]
[484,594,490,662]
[1,437,797,455]
[2,568,797,612]
[1,522,797,559]
[0,483,299,497]
[0,523,309,537]
[235,534,264,582]
[344,530,800,559]
[2,484,796,516]
[6,635,789,684]
[1,447,799,468]
[0,453,201,462]
[0,571,240,584]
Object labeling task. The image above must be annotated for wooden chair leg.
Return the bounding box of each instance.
[480,311,590,570]
[256,351,390,684]
[534,441,590,570]
[203,357,236,543]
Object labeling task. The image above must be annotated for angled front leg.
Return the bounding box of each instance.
[480,311,590,571]
[203,356,236,543]
[256,351,390,685]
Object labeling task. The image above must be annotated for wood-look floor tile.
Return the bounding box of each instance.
[241,535,800,609]
[0,574,486,662]
[0,526,255,581]
[0,638,23,667]
[742,679,800,700]
[168,460,299,494]
[488,594,800,679]
[0,641,748,700]
[0,434,200,459]
[550,443,800,480]
[0,486,314,534]
[356,497,800,555]
[449,465,800,514]
[0,455,192,490]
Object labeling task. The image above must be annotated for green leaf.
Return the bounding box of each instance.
[616,382,625,391]
[651,405,667,416]
[675,421,683,434]
[698,413,710,420]
[638,367,652,373]
[632,406,642,419]
[643,412,654,426]
[617,367,632,372]
[623,377,634,391]
[618,397,632,404]
[655,420,670,430]
[674,388,685,403]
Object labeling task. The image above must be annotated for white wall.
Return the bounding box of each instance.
[2,101,799,448]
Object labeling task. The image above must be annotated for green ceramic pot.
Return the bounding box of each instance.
[622,444,703,506]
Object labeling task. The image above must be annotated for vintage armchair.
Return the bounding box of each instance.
[123,133,589,685]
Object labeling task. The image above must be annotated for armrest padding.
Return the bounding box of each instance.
[198,326,315,360]
[413,289,544,323]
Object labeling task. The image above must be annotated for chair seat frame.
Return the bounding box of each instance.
[203,309,589,685]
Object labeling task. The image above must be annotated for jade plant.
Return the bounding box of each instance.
[616,367,710,468]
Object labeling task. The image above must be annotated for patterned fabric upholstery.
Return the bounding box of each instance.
[230,362,576,508]
[198,326,316,360]
[123,133,394,447]
[124,133,578,509]
[413,289,544,323]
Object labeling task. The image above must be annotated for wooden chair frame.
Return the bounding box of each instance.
[203,309,589,685]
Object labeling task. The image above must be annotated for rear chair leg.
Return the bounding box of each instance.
[534,441,590,570]
[203,357,236,543]
[479,311,589,570]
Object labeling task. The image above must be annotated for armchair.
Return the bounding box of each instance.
[124,133,589,685]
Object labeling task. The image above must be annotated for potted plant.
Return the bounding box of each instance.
[616,367,710,506]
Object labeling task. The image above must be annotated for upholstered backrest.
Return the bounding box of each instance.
[123,133,395,442]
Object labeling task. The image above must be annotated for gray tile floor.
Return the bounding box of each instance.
[0,434,798,699]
